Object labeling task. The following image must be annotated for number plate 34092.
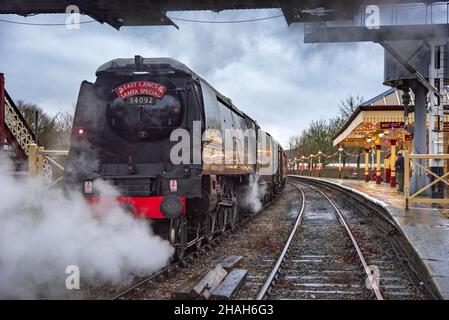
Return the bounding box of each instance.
[126,96,156,105]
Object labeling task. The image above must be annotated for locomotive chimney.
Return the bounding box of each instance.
[134,55,144,71]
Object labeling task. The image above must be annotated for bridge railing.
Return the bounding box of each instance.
[28,143,68,186]
[404,151,449,209]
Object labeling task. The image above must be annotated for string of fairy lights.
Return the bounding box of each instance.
[288,148,366,170]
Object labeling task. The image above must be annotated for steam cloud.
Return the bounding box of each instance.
[0,155,174,299]
[242,174,267,214]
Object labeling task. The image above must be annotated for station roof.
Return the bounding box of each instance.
[333,88,414,148]
[0,0,430,29]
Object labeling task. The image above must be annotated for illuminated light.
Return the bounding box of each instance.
[367,138,372,142]
[378,133,385,138]
[77,128,85,136]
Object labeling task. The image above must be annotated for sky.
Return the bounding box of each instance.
[0,9,389,148]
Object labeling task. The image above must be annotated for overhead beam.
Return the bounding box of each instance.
[1,0,421,14]
[304,24,449,43]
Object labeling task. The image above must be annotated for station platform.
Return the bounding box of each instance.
[291,176,449,299]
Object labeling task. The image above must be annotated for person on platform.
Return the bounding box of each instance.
[395,151,405,192]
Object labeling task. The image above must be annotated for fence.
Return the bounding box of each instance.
[28,143,68,186]
[404,151,449,209]
[289,166,365,180]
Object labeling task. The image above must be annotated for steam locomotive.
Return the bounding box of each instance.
[64,56,287,258]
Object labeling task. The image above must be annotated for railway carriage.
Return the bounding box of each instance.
[64,56,286,258]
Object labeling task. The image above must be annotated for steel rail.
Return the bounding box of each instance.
[111,261,178,300]
[256,183,306,300]
[111,227,230,300]
[300,182,384,300]
[257,180,384,300]
[112,229,232,300]
[290,176,438,300]
[112,192,281,300]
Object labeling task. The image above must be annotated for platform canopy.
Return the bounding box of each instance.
[0,0,436,30]
[333,88,414,148]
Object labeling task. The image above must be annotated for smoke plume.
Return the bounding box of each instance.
[0,154,174,299]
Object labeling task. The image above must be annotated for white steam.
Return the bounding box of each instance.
[0,155,174,299]
[241,174,267,213]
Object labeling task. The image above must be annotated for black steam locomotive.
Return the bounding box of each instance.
[65,56,287,258]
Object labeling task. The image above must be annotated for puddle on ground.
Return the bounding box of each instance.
[429,224,449,229]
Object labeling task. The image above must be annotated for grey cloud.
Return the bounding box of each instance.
[0,9,388,147]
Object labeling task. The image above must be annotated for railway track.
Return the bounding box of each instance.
[111,192,282,300]
[112,221,245,300]
[254,178,434,300]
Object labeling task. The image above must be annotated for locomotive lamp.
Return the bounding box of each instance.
[76,127,85,137]
[160,196,183,219]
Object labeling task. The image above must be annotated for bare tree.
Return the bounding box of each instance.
[51,111,73,149]
[16,100,73,149]
[287,94,365,172]
[338,95,364,121]
[288,119,339,167]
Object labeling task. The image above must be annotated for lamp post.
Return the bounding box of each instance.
[318,151,322,177]
[301,156,305,175]
[338,147,343,179]
[310,155,313,176]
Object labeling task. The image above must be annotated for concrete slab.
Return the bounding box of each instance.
[290,176,449,299]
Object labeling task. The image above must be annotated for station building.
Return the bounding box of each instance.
[333,87,449,187]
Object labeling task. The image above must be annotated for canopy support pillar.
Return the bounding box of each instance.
[410,84,430,195]
[390,140,397,187]
[364,148,370,182]
[376,143,382,184]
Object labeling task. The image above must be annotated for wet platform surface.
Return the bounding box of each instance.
[292,176,449,299]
